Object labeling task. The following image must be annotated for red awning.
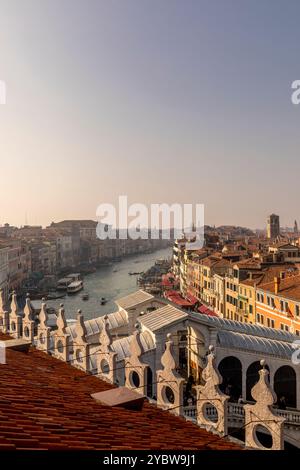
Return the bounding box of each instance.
[166,291,194,308]
[198,305,218,317]
[186,294,198,305]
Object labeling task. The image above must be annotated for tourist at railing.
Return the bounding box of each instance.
[279,396,287,410]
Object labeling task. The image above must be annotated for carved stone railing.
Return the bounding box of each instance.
[276,409,300,425]
[183,405,197,419]
[183,402,300,427]
[227,402,244,418]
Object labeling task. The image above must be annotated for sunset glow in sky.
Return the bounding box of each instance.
[1,0,300,228]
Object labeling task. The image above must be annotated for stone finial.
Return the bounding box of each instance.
[10,291,19,316]
[0,289,9,333]
[39,299,48,328]
[99,315,113,353]
[129,324,144,362]
[24,294,33,321]
[161,333,177,372]
[72,310,90,372]
[22,293,35,342]
[56,304,67,334]
[37,299,51,352]
[156,334,184,416]
[125,323,149,395]
[9,291,22,338]
[53,304,71,363]
[75,309,87,343]
[196,345,229,435]
[244,359,285,450]
[97,315,117,384]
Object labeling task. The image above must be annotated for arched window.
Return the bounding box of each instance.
[218,356,242,401]
[274,365,296,408]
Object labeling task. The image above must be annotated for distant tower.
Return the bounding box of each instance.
[267,214,280,239]
[294,220,298,234]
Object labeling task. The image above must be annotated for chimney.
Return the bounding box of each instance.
[274,276,280,294]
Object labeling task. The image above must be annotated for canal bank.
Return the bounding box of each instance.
[45,247,172,320]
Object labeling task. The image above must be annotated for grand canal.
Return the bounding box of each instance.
[45,247,172,320]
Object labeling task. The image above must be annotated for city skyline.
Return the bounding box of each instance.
[1,0,300,228]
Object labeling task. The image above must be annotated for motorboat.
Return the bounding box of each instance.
[57,273,82,291]
[67,280,83,294]
[57,277,73,291]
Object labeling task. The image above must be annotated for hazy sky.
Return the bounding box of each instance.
[1,0,300,229]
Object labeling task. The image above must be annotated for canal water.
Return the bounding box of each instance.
[46,247,172,321]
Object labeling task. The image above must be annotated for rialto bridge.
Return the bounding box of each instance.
[2,289,300,449]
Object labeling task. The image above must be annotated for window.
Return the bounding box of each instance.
[249,305,253,314]
[257,293,264,303]
[280,323,289,332]
[267,318,275,328]
[267,296,270,306]
[296,305,300,316]
[296,330,300,336]
[256,313,264,324]
[280,300,284,311]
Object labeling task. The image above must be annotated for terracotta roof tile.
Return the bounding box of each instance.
[0,335,241,450]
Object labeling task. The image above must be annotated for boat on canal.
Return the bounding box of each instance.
[67,280,84,294]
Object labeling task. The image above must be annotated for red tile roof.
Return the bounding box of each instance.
[0,335,241,450]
